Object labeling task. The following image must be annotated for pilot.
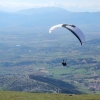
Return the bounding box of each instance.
[62,59,67,66]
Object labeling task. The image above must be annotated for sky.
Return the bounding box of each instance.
[0,0,100,12]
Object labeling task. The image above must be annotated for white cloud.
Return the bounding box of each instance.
[60,2,100,12]
[0,1,100,12]
[0,1,55,9]
[0,1,32,8]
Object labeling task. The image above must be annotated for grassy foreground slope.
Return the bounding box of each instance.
[0,91,100,100]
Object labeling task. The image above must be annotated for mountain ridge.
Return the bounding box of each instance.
[0,7,100,34]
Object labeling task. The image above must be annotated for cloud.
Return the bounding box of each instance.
[0,1,32,8]
[60,2,100,12]
[0,1,100,12]
[0,1,56,11]
[0,1,60,12]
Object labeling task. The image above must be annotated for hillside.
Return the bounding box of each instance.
[0,91,100,100]
[0,74,82,94]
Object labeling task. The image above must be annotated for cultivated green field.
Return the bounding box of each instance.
[0,91,100,100]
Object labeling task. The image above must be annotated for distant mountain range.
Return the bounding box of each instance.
[0,7,100,33]
[15,7,69,15]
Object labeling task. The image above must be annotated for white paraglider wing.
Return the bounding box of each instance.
[49,24,85,45]
[49,24,62,33]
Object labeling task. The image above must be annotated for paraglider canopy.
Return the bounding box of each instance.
[49,24,85,45]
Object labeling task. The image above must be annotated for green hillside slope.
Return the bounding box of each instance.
[0,91,100,100]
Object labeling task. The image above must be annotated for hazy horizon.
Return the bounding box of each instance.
[0,0,100,12]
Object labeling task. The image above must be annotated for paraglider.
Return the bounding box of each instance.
[49,24,85,45]
[62,60,67,66]
[49,24,85,66]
